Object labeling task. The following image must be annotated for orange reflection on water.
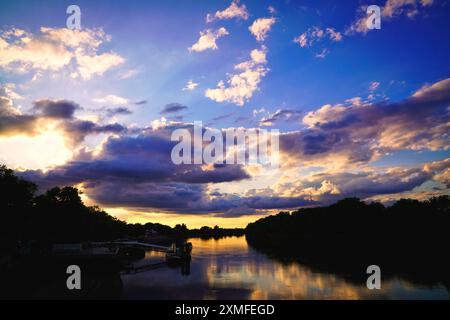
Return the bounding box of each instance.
[191,236,414,300]
[121,236,450,299]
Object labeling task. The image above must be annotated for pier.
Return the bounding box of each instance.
[104,241,172,253]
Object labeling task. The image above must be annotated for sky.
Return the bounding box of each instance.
[0,0,449,228]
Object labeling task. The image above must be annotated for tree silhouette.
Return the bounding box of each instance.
[0,165,37,250]
[246,194,450,288]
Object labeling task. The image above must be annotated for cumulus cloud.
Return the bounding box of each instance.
[0,93,126,146]
[302,104,348,128]
[294,27,342,48]
[0,90,37,136]
[39,27,109,48]
[76,53,124,80]
[8,119,302,215]
[0,27,124,79]
[1,83,24,100]
[19,124,262,215]
[326,28,343,42]
[346,0,435,35]
[0,28,72,72]
[272,161,447,204]
[280,78,450,168]
[0,93,84,137]
[249,17,276,42]
[93,95,129,106]
[206,0,249,23]
[382,0,434,18]
[293,33,308,47]
[189,28,229,52]
[205,46,268,106]
[425,158,450,187]
[13,100,449,216]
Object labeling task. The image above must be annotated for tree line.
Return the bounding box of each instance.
[0,165,242,256]
[246,196,449,239]
[246,196,450,288]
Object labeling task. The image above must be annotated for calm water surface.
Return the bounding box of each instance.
[121,236,450,300]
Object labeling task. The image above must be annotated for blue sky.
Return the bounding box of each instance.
[1,0,449,129]
[0,0,449,227]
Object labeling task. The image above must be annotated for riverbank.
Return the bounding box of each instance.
[245,196,450,290]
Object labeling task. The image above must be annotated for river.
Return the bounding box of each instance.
[121,236,450,300]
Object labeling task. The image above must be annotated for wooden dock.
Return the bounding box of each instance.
[107,241,172,253]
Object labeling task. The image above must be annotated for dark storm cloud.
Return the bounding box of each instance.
[0,111,37,136]
[280,78,450,165]
[24,154,445,217]
[32,99,80,119]
[17,121,329,216]
[22,129,249,186]
[0,92,129,144]
[160,103,188,114]
[84,181,205,209]
[0,96,82,136]
[0,93,38,135]
[81,179,315,216]
[11,78,450,216]
[174,163,250,183]
[61,120,127,144]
